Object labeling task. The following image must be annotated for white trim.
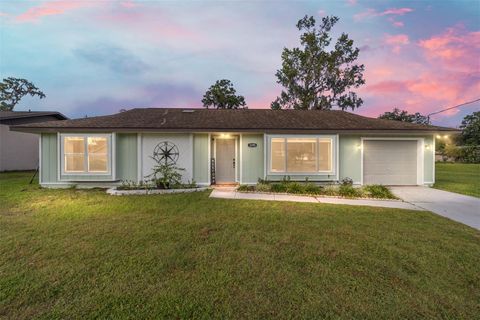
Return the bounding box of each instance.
[360,137,425,186]
[112,133,116,180]
[235,136,239,183]
[60,133,112,177]
[190,133,194,183]
[239,134,243,184]
[266,134,337,176]
[432,134,435,184]
[263,133,267,180]
[207,133,211,185]
[57,132,61,182]
[38,134,42,184]
[137,133,142,182]
[335,134,339,182]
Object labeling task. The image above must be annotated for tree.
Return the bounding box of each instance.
[0,77,46,111]
[271,15,365,110]
[378,108,429,125]
[459,111,480,145]
[202,79,246,109]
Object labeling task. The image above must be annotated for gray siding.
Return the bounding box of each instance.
[116,133,138,181]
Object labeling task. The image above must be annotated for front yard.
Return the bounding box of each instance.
[434,162,480,197]
[1,172,479,319]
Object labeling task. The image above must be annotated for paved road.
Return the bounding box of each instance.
[391,187,480,230]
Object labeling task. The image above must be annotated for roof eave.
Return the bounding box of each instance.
[10,126,461,134]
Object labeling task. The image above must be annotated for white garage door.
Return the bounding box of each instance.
[363,140,418,185]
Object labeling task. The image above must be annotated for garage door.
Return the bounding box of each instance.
[363,140,418,185]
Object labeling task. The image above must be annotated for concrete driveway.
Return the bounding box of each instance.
[391,187,480,230]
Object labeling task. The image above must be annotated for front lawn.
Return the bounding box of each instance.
[434,162,480,197]
[1,172,479,319]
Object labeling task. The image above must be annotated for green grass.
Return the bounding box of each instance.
[434,162,480,197]
[1,172,479,319]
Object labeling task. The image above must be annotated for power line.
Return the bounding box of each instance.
[427,98,480,124]
[427,98,480,119]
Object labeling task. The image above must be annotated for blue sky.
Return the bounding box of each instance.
[0,0,479,126]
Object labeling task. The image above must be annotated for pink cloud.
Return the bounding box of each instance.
[381,8,413,15]
[347,0,358,6]
[359,25,480,124]
[419,27,480,72]
[120,1,140,9]
[368,80,408,93]
[15,1,94,23]
[384,34,409,45]
[384,34,409,53]
[354,7,414,21]
[388,17,404,27]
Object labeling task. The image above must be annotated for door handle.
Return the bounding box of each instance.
[233,158,235,169]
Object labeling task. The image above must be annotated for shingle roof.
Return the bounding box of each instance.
[11,108,457,132]
[0,110,68,121]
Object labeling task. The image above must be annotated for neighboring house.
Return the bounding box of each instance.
[1,111,68,171]
[11,108,457,188]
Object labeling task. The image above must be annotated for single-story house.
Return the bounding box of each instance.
[11,108,457,188]
[1,110,68,171]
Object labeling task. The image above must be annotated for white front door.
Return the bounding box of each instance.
[215,139,236,183]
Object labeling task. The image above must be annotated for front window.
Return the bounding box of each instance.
[271,138,286,172]
[269,136,333,174]
[286,138,317,172]
[63,135,110,174]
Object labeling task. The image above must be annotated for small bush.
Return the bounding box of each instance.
[237,185,255,192]
[323,185,338,196]
[257,178,270,184]
[339,185,362,198]
[286,182,305,194]
[340,177,353,186]
[363,185,396,199]
[271,183,287,193]
[256,183,272,192]
[304,182,322,195]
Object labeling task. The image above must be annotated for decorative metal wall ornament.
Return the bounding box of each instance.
[153,141,179,165]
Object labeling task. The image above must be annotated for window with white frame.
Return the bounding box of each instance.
[62,135,111,174]
[269,137,333,173]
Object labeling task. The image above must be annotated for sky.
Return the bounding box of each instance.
[0,0,479,127]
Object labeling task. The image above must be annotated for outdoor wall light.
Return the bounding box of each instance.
[356,144,362,150]
[436,135,441,139]
[219,133,231,139]
[425,144,430,150]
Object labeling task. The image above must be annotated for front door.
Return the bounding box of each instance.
[215,139,236,184]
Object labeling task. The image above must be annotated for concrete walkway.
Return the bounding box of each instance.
[391,187,480,230]
[210,189,420,210]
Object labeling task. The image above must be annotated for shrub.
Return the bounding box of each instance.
[257,178,270,184]
[340,177,353,186]
[256,183,272,192]
[443,144,480,163]
[363,185,396,199]
[304,182,322,195]
[271,183,287,193]
[339,184,361,198]
[323,185,338,196]
[237,185,255,192]
[146,162,185,189]
[286,182,305,194]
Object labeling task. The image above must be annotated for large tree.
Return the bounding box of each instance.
[378,108,429,125]
[0,77,46,111]
[271,15,365,110]
[459,111,480,145]
[202,79,246,109]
